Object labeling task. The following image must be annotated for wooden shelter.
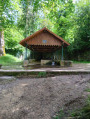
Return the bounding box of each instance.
[20,27,70,53]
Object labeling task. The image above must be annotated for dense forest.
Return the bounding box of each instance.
[1,0,90,61]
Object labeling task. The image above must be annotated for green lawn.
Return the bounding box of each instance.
[73,61,90,63]
[0,54,22,66]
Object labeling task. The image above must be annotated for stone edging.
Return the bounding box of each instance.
[0,70,90,76]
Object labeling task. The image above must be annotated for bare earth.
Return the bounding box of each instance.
[0,74,90,119]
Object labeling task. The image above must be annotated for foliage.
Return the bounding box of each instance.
[53,109,64,119]
[38,72,47,78]
[19,0,40,37]
[71,89,90,119]
[68,0,90,54]
[1,0,23,56]
[41,0,75,40]
[85,89,90,92]
[0,0,22,30]
[1,0,90,60]
[0,54,21,66]
[4,26,24,55]
[73,61,90,63]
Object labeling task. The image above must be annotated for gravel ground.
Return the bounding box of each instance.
[0,74,90,119]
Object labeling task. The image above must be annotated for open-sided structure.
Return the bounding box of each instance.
[20,27,69,52]
[20,27,70,63]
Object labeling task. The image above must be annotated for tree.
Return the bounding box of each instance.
[41,0,74,40]
[19,0,41,37]
[66,0,90,60]
[18,0,42,58]
[0,0,11,56]
[0,0,22,56]
[4,26,24,56]
[73,0,90,51]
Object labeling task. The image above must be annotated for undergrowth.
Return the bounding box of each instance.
[0,54,22,66]
[53,89,90,119]
[71,98,90,119]
[37,72,47,78]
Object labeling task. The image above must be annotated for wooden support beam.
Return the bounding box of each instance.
[28,45,61,52]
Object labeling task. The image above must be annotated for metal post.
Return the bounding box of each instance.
[25,43,27,60]
[33,51,34,59]
[61,45,64,60]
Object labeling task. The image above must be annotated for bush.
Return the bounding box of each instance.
[37,72,47,78]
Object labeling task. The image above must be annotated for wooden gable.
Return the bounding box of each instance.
[27,31,62,46]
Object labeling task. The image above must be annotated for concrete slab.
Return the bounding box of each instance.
[0,69,90,76]
[0,76,15,80]
[0,63,90,76]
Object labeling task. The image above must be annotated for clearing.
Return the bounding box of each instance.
[0,74,90,119]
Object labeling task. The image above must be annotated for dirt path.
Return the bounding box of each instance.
[0,74,90,119]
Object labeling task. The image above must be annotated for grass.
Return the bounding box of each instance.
[37,72,47,78]
[73,61,90,63]
[53,109,64,119]
[85,88,90,92]
[0,54,22,66]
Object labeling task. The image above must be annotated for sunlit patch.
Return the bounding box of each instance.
[51,77,56,79]
[86,64,90,66]
[67,81,71,84]
[21,83,28,86]
[75,84,78,87]
[12,108,19,113]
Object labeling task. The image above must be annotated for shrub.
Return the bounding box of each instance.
[37,72,47,78]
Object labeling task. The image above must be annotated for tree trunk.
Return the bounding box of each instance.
[0,31,5,56]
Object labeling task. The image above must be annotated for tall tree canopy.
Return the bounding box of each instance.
[68,0,90,56]
[73,0,90,51]
[1,0,90,60]
[0,0,22,56]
